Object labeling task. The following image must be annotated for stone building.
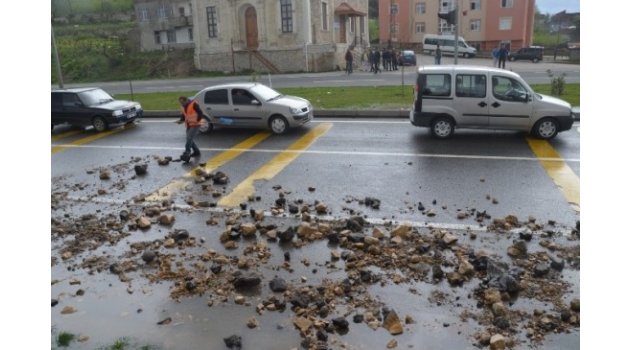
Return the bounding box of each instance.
[191,0,370,73]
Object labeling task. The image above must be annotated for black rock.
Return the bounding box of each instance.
[549,254,565,271]
[327,232,340,243]
[284,251,291,262]
[52,299,58,307]
[109,263,122,274]
[134,164,148,176]
[119,210,130,221]
[560,309,571,322]
[185,280,196,291]
[417,243,432,254]
[418,202,425,211]
[316,329,328,341]
[332,317,349,330]
[472,255,489,271]
[519,231,533,241]
[279,227,296,242]
[239,203,247,210]
[288,204,299,214]
[223,335,242,350]
[347,233,365,243]
[232,273,262,290]
[290,294,310,309]
[494,317,510,330]
[534,263,550,277]
[142,250,156,264]
[443,323,450,327]
[275,197,286,207]
[76,289,85,296]
[346,216,365,232]
[432,264,444,280]
[269,277,288,293]
[359,270,373,283]
[499,274,521,293]
[210,264,222,274]
[432,199,437,205]
[353,314,364,323]
[364,197,381,209]
[173,229,190,242]
[318,305,330,318]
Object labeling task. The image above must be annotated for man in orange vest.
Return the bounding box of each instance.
[176,96,206,161]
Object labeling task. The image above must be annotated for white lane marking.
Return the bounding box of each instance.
[49,143,580,163]
[61,195,574,236]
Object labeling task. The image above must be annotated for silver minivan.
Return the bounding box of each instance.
[410,66,574,139]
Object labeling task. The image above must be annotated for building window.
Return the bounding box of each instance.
[167,30,176,43]
[188,28,193,41]
[441,0,454,12]
[470,19,481,32]
[280,0,293,33]
[322,2,328,31]
[391,4,399,15]
[157,5,170,19]
[501,0,513,8]
[179,7,185,17]
[439,20,454,34]
[207,6,217,38]
[470,0,481,11]
[154,31,161,44]
[499,17,512,30]
[138,8,149,22]
[415,22,425,33]
[416,2,426,14]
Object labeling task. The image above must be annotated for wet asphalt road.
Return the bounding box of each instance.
[52,118,580,229]
[51,118,580,349]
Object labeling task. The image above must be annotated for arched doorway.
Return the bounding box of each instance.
[245,7,258,49]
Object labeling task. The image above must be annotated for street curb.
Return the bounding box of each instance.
[143,109,410,119]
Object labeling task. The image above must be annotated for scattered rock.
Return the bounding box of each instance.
[246,317,258,329]
[534,263,550,277]
[158,214,175,226]
[293,317,313,333]
[232,273,262,290]
[570,299,580,312]
[391,225,412,239]
[134,164,148,176]
[157,317,171,325]
[52,299,58,307]
[315,203,328,214]
[136,217,151,229]
[61,306,77,314]
[240,223,257,237]
[99,169,111,180]
[507,241,528,258]
[386,339,398,348]
[223,335,242,350]
[141,250,156,264]
[332,317,349,331]
[549,254,565,271]
[269,277,288,293]
[442,232,458,245]
[382,310,403,335]
[490,334,506,350]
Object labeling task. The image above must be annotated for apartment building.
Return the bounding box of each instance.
[192,0,369,73]
[378,0,535,52]
[134,0,195,51]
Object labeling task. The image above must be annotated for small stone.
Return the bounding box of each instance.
[246,317,258,329]
[99,169,111,180]
[61,306,77,314]
[141,250,156,264]
[134,164,148,176]
[492,302,507,317]
[223,335,242,349]
[442,233,458,245]
[234,295,246,305]
[163,238,176,248]
[353,314,364,323]
[570,299,580,312]
[157,317,171,325]
[484,288,502,305]
[404,315,415,324]
[387,339,398,348]
[382,310,403,335]
[332,317,349,330]
[78,335,89,343]
[490,334,506,350]
[52,299,58,307]
[158,214,175,226]
[315,203,328,214]
[457,212,467,219]
[549,254,565,271]
[534,263,550,277]
[269,277,288,292]
[391,224,412,239]
[137,216,151,229]
[293,317,313,333]
[240,223,257,237]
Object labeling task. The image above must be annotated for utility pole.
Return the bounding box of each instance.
[453,0,458,65]
[51,24,64,88]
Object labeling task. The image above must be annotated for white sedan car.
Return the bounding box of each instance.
[193,83,314,134]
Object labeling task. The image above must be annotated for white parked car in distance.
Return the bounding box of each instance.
[410,65,574,139]
[193,83,314,134]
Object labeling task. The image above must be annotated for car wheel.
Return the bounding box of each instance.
[532,57,540,63]
[431,117,454,139]
[532,118,559,139]
[92,116,108,132]
[199,117,214,134]
[269,115,289,135]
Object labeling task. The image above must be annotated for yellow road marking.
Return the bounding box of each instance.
[51,124,137,154]
[51,129,83,142]
[219,123,333,207]
[145,131,272,201]
[526,138,580,211]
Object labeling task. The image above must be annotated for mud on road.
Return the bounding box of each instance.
[51,158,580,350]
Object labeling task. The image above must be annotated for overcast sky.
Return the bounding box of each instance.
[536,0,580,14]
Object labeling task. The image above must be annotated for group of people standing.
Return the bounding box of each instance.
[356,48,402,74]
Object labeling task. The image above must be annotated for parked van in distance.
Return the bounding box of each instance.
[410,65,574,139]
[423,34,477,58]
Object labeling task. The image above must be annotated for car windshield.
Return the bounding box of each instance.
[250,84,283,102]
[79,89,115,106]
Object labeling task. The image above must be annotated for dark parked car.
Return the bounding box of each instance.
[508,46,544,63]
[400,50,417,66]
[51,88,143,131]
